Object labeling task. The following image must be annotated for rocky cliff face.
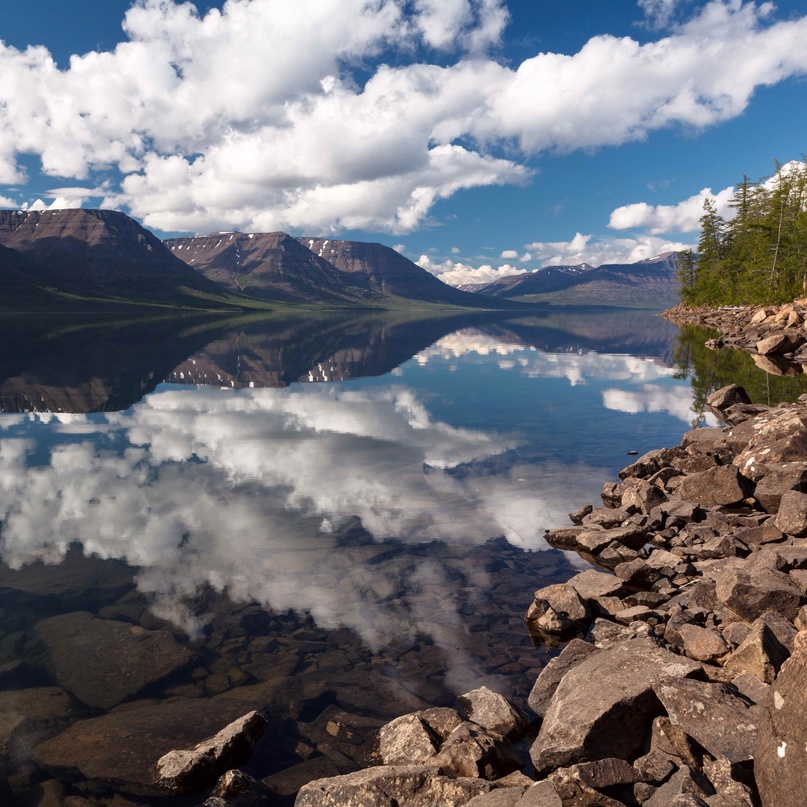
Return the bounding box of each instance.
[165,232,376,305]
[0,209,233,306]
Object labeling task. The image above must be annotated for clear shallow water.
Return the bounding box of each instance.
[0,308,798,803]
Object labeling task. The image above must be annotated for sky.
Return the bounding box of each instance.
[0,0,806,287]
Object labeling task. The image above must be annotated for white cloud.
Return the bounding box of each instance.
[638,0,685,29]
[0,1,805,232]
[416,254,525,286]
[524,232,692,266]
[608,185,735,234]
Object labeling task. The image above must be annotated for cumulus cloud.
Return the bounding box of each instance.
[524,232,692,266]
[416,254,525,286]
[608,185,736,234]
[0,1,805,232]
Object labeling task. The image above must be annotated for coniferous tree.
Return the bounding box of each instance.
[680,159,807,305]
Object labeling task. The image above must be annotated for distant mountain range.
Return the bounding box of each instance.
[459,253,680,308]
[0,208,681,312]
[164,232,496,308]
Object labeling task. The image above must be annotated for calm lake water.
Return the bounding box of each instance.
[1,308,804,803]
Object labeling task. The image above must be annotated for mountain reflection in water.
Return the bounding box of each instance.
[0,308,734,802]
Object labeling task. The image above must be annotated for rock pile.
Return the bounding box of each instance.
[251,383,807,806]
[664,301,807,376]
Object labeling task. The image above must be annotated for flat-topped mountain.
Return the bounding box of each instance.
[301,237,498,308]
[164,231,376,305]
[0,209,238,308]
[464,253,680,308]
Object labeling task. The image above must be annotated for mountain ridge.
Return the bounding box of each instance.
[0,209,243,309]
[460,252,680,307]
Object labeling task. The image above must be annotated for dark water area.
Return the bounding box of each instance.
[1,308,805,805]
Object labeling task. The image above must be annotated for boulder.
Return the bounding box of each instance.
[774,490,807,536]
[566,570,624,601]
[644,765,714,806]
[714,564,802,622]
[677,624,729,664]
[33,697,260,796]
[525,584,591,640]
[756,331,804,356]
[755,632,807,807]
[294,765,492,806]
[527,639,600,718]
[457,687,528,741]
[706,385,751,418]
[722,620,790,684]
[530,638,700,773]
[377,714,440,765]
[702,758,756,807]
[652,678,758,764]
[34,612,194,710]
[753,462,807,512]
[464,788,528,806]
[0,688,73,765]
[432,721,523,780]
[677,466,752,507]
[733,409,807,480]
[155,710,267,795]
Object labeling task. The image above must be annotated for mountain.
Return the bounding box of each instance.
[300,237,511,308]
[0,209,241,309]
[164,232,377,305]
[0,242,66,310]
[464,253,680,308]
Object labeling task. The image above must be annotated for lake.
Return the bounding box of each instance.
[1,308,804,804]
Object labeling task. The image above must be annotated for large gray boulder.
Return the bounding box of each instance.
[677,465,752,507]
[530,638,700,773]
[714,564,802,622]
[294,765,492,806]
[34,611,194,710]
[651,678,758,763]
[755,631,807,807]
[527,639,600,717]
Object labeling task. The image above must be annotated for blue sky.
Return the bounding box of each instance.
[0,0,805,285]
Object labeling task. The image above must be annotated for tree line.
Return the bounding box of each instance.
[677,158,807,305]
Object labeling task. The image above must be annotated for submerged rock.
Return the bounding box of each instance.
[34,611,194,711]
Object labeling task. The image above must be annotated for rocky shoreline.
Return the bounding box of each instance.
[147,375,807,807]
[664,301,807,377]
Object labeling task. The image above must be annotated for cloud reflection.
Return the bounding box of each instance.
[0,384,600,650]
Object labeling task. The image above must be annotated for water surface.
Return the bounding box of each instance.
[0,308,799,802]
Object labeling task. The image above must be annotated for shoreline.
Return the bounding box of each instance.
[663,301,807,378]
[280,366,807,804]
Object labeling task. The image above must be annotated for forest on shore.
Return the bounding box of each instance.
[677,158,807,305]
